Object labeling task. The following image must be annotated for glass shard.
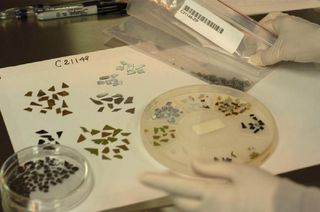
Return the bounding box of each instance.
[84,148,98,156]
[77,134,86,143]
[24,91,33,97]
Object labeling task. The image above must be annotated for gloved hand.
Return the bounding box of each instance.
[140,162,280,212]
[249,12,320,66]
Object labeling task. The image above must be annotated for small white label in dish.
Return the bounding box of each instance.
[192,119,225,135]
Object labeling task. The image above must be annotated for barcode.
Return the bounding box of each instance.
[182,5,224,34]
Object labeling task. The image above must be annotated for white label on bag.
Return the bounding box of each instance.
[175,0,244,53]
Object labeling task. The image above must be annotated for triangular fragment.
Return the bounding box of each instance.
[125,108,135,114]
[112,129,122,137]
[102,155,110,160]
[30,102,42,107]
[90,98,103,105]
[52,94,59,100]
[80,127,89,133]
[48,86,55,92]
[62,100,68,108]
[117,145,129,151]
[36,130,48,134]
[77,134,86,143]
[37,90,46,97]
[103,124,114,131]
[24,91,33,97]
[56,131,63,138]
[121,139,130,145]
[102,147,110,154]
[124,97,133,104]
[38,139,46,145]
[84,148,98,156]
[98,107,105,112]
[62,110,73,116]
[90,129,100,135]
[62,83,69,88]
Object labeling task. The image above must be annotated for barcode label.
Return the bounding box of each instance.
[182,5,224,34]
[174,0,244,54]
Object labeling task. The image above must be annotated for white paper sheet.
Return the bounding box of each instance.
[249,62,320,174]
[0,46,205,212]
[223,0,320,15]
[1,47,320,211]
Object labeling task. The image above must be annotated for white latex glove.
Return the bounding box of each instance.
[140,162,280,212]
[249,12,320,66]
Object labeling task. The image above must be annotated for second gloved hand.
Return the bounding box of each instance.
[140,162,280,212]
[249,12,320,66]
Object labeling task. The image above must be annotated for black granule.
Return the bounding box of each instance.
[7,158,79,197]
[191,72,252,91]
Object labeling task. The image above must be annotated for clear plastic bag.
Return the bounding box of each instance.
[126,0,277,60]
[107,17,272,91]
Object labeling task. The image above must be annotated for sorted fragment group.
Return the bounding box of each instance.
[77,124,131,160]
[90,92,135,114]
[191,72,252,91]
[215,96,251,116]
[36,129,63,145]
[241,114,265,134]
[180,94,211,110]
[23,82,73,116]
[152,102,183,123]
[97,74,123,87]
[116,61,146,75]
[144,125,177,147]
[7,157,79,197]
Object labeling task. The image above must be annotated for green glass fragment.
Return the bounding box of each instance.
[102,155,111,160]
[108,137,117,143]
[91,129,100,135]
[113,148,120,154]
[101,132,112,137]
[77,134,86,143]
[121,139,130,145]
[90,98,103,105]
[120,132,131,136]
[113,155,123,159]
[91,139,108,144]
[112,129,122,137]
[85,148,98,156]
[102,147,110,154]
[80,127,90,133]
[117,145,129,151]
[103,124,114,131]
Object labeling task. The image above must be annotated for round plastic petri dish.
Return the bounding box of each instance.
[140,84,278,175]
[0,144,94,212]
